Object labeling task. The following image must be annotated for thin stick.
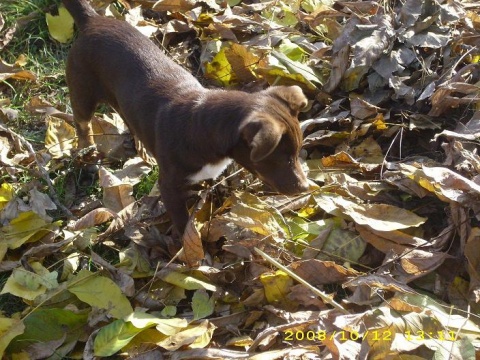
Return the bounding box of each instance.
[255,247,349,314]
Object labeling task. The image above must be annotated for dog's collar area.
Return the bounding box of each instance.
[188,158,233,183]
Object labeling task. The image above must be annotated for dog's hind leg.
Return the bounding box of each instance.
[69,88,97,149]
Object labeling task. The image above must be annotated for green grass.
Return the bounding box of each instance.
[2,0,70,138]
[134,166,159,199]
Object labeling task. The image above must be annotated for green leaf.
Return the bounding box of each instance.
[192,290,215,320]
[262,2,299,27]
[94,311,188,356]
[160,305,177,318]
[68,270,133,319]
[94,319,141,356]
[7,309,87,353]
[278,39,306,62]
[272,50,323,85]
[160,271,217,291]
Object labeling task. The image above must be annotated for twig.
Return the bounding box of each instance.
[0,124,75,219]
[255,247,349,314]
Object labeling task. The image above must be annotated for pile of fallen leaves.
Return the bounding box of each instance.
[1,0,480,358]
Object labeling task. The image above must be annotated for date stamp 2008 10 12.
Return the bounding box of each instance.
[283,330,457,342]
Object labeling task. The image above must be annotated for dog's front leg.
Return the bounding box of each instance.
[160,179,190,238]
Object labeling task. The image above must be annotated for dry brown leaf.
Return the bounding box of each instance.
[152,0,197,12]
[181,218,204,267]
[68,208,117,231]
[91,113,130,161]
[289,259,360,286]
[399,249,450,275]
[224,43,259,83]
[465,227,480,302]
[0,58,36,81]
[345,274,416,294]
[29,188,57,220]
[99,167,135,212]
[45,116,76,158]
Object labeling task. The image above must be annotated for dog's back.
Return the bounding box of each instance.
[63,0,203,150]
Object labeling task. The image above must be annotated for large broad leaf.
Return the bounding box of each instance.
[1,263,58,301]
[220,192,289,238]
[160,271,217,291]
[68,270,133,319]
[94,319,144,357]
[272,50,323,86]
[7,309,87,354]
[94,311,188,356]
[44,116,76,158]
[314,193,426,231]
[0,211,61,249]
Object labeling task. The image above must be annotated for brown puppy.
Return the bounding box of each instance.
[63,0,309,236]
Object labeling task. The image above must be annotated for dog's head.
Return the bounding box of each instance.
[232,85,310,195]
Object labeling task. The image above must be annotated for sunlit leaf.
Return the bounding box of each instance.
[204,46,235,86]
[94,319,141,356]
[68,270,133,319]
[314,193,426,231]
[0,211,61,249]
[0,183,14,210]
[160,271,217,291]
[125,311,187,335]
[156,320,215,350]
[44,116,76,158]
[46,5,74,43]
[259,270,294,309]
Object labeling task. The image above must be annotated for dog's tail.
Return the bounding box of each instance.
[62,0,98,30]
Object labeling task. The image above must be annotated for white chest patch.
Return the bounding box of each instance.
[188,158,233,183]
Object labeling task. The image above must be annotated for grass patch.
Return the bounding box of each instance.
[134,166,159,199]
[2,0,70,136]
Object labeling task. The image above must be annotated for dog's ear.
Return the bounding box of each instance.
[241,116,286,162]
[267,85,308,112]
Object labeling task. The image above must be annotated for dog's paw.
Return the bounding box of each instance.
[74,145,104,172]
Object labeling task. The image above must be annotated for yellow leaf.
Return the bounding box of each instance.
[0,183,14,210]
[46,6,74,44]
[160,271,217,291]
[1,264,58,301]
[68,270,133,319]
[0,317,25,355]
[224,43,259,83]
[125,311,187,335]
[259,270,293,308]
[204,46,235,86]
[157,320,215,350]
[0,211,60,249]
